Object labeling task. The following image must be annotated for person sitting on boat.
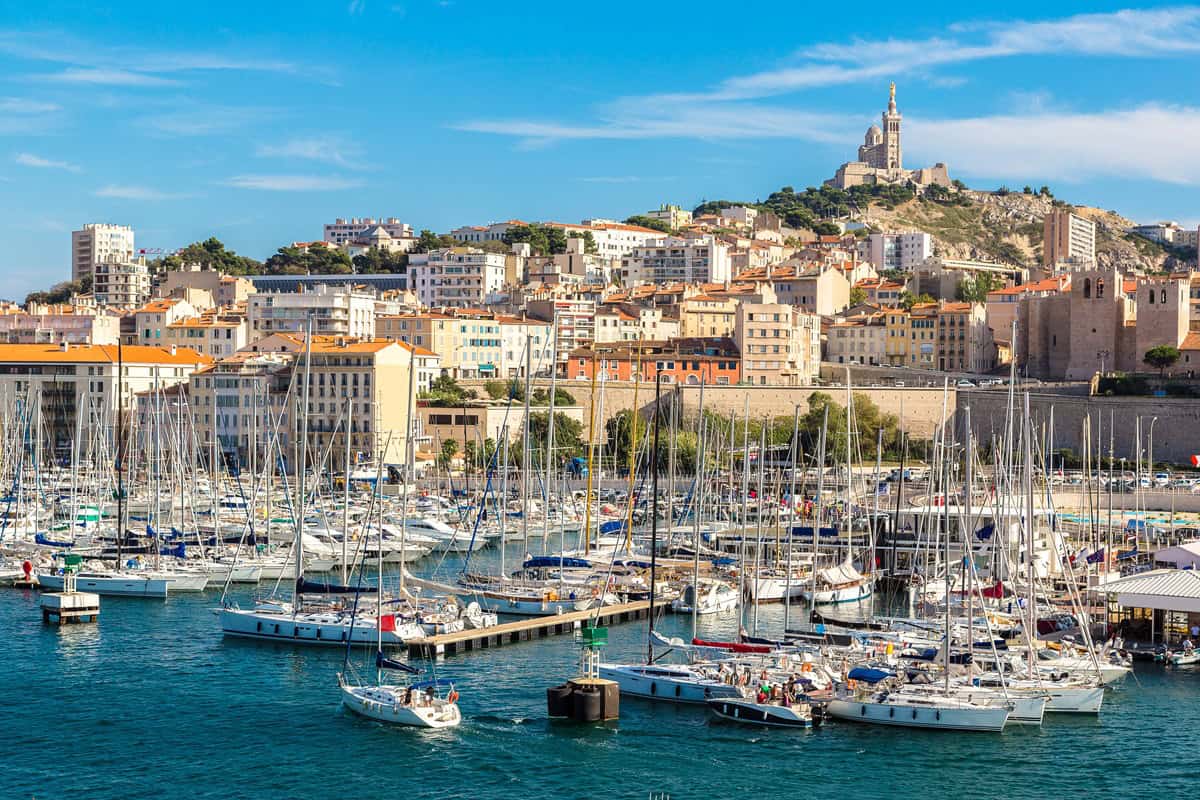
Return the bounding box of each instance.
[1183,638,1195,652]
[756,685,769,704]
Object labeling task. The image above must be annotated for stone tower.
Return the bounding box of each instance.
[882,82,902,172]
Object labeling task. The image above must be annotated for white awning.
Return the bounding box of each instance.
[1100,569,1200,613]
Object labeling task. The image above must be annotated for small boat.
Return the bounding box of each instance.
[670,579,737,615]
[37,570,169,598]
[339,674,462,729]
[598,662,742,704]
[707,696,822,728]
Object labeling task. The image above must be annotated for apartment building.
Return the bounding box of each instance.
[593,304,679,343]
[134,299,198,346]
[0,342,210,459]
[408,248,507,308]
[678,293,738,338]
[0,306,121,345]
[620,235,732,285]
[525,298,597,375]
[1043,210,1096,271]
[323,217,413,246]
[734,303,821,385]
[568,338,740,385]
[164,312,250,360]
[376,311,500,378]
[248,284,376,340]
[859,231,932,271]
[92,260,151,308]
[826,314,888,365]
[72,223,135,283]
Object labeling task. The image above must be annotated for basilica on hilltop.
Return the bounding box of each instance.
[826,84,952,190]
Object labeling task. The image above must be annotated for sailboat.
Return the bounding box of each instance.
[337,428,462,730]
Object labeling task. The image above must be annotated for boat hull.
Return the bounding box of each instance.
[707,698,816,727]
[598,663,741,704]
[37,572,169,598]
[220,608,424,646]
[825,698,1009,732]
[341,684,461,729]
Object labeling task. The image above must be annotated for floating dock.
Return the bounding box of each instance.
[41,591,100,624]
[407,600,667,659]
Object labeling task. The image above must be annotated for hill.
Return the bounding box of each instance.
[696,185,1196,274]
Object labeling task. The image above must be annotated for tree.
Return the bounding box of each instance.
[567,230,599,254]
[899,290,935,310]
[263,243,352,275]
[811,221,841,236]
[438,439,458,469]
[484,378,524,401]
[955,273,1003,303]
[527,412,585,461]
[923,183,951,202]
[149,237,262,275]
[1143,345,1181,378]
[623,215,673,234]
[1022,186,1033,194]
[420,375,477,406]
[531,387,576,406]
[1039,186,1053,197]
[413,229,457,253]
[848,287,868,307]
[352,248,408,274]
[503,224,567,255]
[25,277,89,306]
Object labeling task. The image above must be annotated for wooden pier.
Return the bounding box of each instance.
[407,599,667,659]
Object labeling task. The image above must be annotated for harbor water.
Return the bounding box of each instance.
[3,556,1196,799]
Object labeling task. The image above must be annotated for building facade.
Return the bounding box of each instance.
[408,248,507,308]
[248,284,376,340]
[1043,210,1097,271]
[72,223,135,283]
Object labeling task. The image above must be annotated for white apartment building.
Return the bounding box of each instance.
[165,314,250,360]
[408,248,507,308]
[0,309,121,345]
[860,231,932,271]
[498,316,555,378]
[1043,210,1096,270]
[248,284,376,340]
[72,223,135,283]
[826,316,888,365]
[92,260,151,308]
[323,217,413,246]
[134,299,198,346]
[569,220,668,258]
[525,298,596,375]
[449,220,525,243]
[620,235,732,286]
[645,204,692,229]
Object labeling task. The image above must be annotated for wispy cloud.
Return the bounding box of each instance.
[94,184,189,200]
[14,152,79,171]
[908,104,1200,186]
[0,29,317,87]
[148,105,262,137]
[34,68,181,87]
[459,7,1200,146]
[256,136,364,168]
[222,174,364,191]
[348,0,366,13]
[0,97,61,113]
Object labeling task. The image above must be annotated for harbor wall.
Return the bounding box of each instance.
[957,390,1200,466]
[461,380,954,440]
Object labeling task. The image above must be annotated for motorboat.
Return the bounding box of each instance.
[671,579,738,615]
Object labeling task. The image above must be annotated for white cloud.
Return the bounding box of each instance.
[256,136,364,168]
[14,152,79,171]
[148,106,261,136]
[34,67,180,87]
[907,104,1200,185]
[0,97,60,113]
[348,0,366,13]
[94,185,188,200]
[222,174,364,191]
[459,6,1200,146]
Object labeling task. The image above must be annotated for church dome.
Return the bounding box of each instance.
[864,124,882,145]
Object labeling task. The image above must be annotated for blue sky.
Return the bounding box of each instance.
[2,1,1200,297]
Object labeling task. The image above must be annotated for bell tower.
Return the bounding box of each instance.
[882,82,902,172]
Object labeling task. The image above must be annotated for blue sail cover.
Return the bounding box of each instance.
[411,678,453,689]
[599,520,625,535]
[848,667,894,684]
[159,542,186,559]
[295,577,373,594]
[790,526,839,538]
[35,533,74,548]
[376,651,420,674]
[523,556,591,569]
[975,523,995,540]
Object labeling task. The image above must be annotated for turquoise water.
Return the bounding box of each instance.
[3,562,1196,800]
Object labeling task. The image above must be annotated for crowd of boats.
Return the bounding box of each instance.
[0,333,1184,730]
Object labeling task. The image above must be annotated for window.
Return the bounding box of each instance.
[1083,278,1091,299]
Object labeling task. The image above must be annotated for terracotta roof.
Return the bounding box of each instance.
[1181,331,1200,351]
[0,344,210,364]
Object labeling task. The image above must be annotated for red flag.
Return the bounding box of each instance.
[379,614,396,632]
[1191,455,1200,468]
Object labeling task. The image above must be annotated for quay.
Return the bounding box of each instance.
[408,599,667,659]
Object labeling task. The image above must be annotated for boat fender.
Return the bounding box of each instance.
[801,662,813,673]
[447,690,459,704]
[847,679,857,690]
[911,709,918,719]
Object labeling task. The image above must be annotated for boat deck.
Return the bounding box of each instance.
[407,599,669,659]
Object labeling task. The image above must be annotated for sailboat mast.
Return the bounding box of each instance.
[582,352,597,557]
[691,381,706,641]
[296,315,314,608]
[647,373,661,664]
[544,313,558,551]
[784,404,799,632]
